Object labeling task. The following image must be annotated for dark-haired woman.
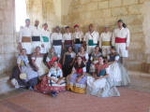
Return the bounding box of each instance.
[107,46,130,86]
[112,19,130,64]
[10,49,39,89]
[87,56,120,97]
[67,56,87,94]
[62,46,76,77]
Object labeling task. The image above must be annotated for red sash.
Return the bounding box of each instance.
[115,37,126,43]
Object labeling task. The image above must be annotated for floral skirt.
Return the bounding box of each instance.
[35,76,66,94]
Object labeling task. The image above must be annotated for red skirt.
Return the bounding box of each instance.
[35,76,66,94]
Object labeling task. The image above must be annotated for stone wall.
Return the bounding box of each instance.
[26,0,62,31]
[0,0,16,76]
[61,0,150,73]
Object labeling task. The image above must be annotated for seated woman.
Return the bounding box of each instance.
[10,48,39,89]
[87,56,120,97]
[67,56,87,94]
[35,61,66,97]
[62,46,76,77]
[77,46,89,64]
[107,46,130,86]
[89,46,102,73]
[31,46,49,77]
[46,47,61,68]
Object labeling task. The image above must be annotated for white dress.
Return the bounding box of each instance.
[32,55,49,77]
[108,55,130,86]
[87,66,120,97]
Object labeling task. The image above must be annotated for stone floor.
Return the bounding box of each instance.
[0,75,150,112]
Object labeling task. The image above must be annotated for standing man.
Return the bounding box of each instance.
[19,19,33,55]
[99,26,112,57]
[85,24,99,54]
[41,23,51,54]
[62,26,73,51]
[112,19,130,63]
[51,26,63,57]
[72,24,84,53]
[32,20,41,52]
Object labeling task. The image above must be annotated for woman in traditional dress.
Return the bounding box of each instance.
[67,56,87,94]
[46,47,61,68]
[107,46,130,86]
[89,46,102,73]
[10,48,39,89]
[35,61,66,97]
[77,46,89,64]
[87,56,120,97]
[31,46,49,77]
[62,46,76,77]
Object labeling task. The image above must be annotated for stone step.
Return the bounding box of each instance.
[0,75,15,94]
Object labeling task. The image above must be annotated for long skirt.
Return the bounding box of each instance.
[87,76,120,97]
[35,76,66,94]
[108,62,130,86]
[35,57,49,76]
[67,73,87,94]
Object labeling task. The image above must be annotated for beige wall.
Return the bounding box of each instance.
[61,0,150,73]
[26,0,62,30]
[0,0,16,75]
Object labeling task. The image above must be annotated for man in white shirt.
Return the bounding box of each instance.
[85,24,99,54]
[51,26,63,57]
[32,20,42,52]
[41,23,51,54]
[19,19,33,55]
[62,26,73,51]
[112,19,130,63]
[99,26,112,57]
[72,24,84,53]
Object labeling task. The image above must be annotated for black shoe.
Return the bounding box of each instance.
[50,91,58,97]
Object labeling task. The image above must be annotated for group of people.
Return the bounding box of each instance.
[10,18,130,98]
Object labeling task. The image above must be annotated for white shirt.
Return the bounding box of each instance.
[85,31,99,44]
[19,26,33,42]
[32,26,41,36]
[41,29,51,42]
[99,31,112,47]
[51,32,63,44]
[72,31,84,40]
[62,33,72,42]
[112,27,130,47]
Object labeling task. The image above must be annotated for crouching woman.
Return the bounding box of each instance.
[35,61,66,97]
[87,56,120,97]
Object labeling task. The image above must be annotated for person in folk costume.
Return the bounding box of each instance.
[62,26,73,51]
[41,23,51,54]
[72,24,84,53]
[112,19,130,64]
[87,56,120,97]
[85,24,100,54]
[99,26,112,57]
[19,19,33,55]
[51,26,63,58]
[32,20,42,53]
